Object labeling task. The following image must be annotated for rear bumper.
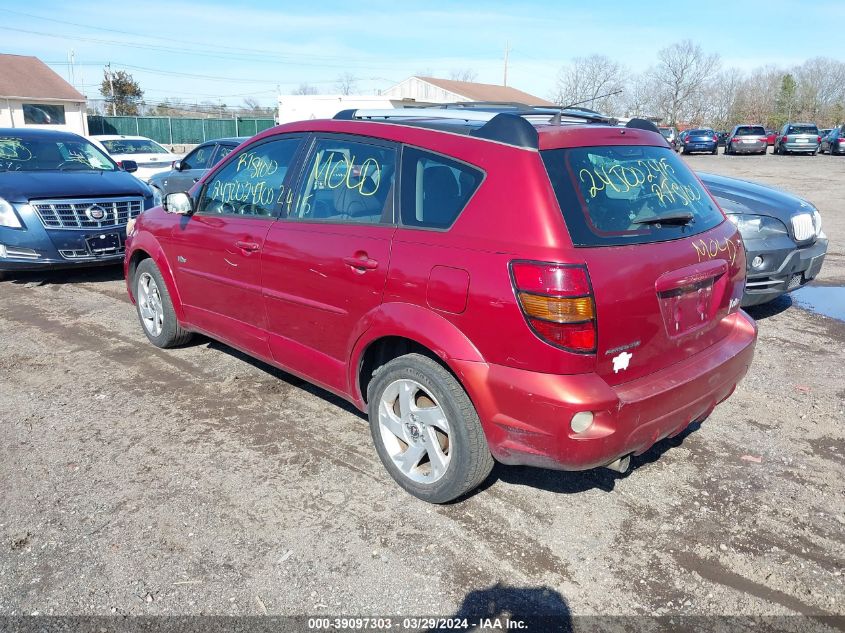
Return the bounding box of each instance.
[457,311,757,470]
[729,142,766,153]
[782,142,818,153]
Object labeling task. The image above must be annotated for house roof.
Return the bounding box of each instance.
[416,76,554,106]
[0,54,85,101]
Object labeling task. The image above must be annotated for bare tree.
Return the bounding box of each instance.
[652,40,720,124]
[623,71,659,119]
[551,55,625,115]
[336,72,358,96]
[706,67,745,130]
[449,68,478,83]
[292,82,320,95]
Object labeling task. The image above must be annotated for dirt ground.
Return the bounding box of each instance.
[1,151,843,627]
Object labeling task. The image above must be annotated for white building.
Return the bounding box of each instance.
[0,54,88,136]
[381,76,553,106]
[277,94,426,124]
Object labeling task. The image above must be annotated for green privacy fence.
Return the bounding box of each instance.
[87,116,276,145]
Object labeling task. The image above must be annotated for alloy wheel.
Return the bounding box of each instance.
[377,379,452,484]
[137,272,164,337]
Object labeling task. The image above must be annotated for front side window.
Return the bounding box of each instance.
[182,145,214,170]
[0,136,114,172]
[100,138,168,154]
[214,144,236,165]
[23,103,66,125]
[197,137,301,218]
[541,145,724,247]
[399,147,483,229]
[289,137,396,224]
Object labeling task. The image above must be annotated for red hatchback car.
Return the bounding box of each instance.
[124,106,757,503]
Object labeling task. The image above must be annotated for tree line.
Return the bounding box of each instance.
[550,40,845,130]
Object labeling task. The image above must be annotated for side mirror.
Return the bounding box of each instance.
[173,160,184,171]
[120,160,138,173]
[164,192,193,215]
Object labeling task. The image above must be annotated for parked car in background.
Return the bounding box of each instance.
[724,125,768,155]
[0,128,154,279]
[699,172,827,307]
[717,131,730,147]
[765,130,777,146]
[90,135,181,182]
[818,129,832,142]
[658,126,679,150]
[819,126,845,155]
[773,123,820,155]
[146,137,248,206]
[125,106,756,503]
[680,128,718,154]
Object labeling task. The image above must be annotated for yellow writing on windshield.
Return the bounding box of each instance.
[312,151,382,197]
[0,138,32,161]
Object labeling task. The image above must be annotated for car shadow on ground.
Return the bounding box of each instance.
[474,420,704,498]
[744,294,793,320]
[205,336,709,499]
[2,264,124,286]
[425,583,572,632]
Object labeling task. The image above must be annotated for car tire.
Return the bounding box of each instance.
[133,258,193,348]
[367,353,494,504]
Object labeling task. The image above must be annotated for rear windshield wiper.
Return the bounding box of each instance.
[632,211,694,226]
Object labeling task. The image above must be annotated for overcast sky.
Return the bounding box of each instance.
[1,1,843,108]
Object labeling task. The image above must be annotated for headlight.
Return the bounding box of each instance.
[727,213,788,239]
[0,197,22,228]
[813,209,822,236]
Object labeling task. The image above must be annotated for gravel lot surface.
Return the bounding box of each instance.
[1,152,843,625]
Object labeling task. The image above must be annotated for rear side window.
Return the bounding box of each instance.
[736,126,766,136]
[541,145,724,247]
[399,147,483,229]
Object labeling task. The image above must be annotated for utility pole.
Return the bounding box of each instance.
[503,41,511,87]
[107,63,116,116]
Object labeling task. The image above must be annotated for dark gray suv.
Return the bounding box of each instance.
[773,123,820,155]
[147,137,247,205]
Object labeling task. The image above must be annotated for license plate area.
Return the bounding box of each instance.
[85,232,123,256]
[658,278,716,337]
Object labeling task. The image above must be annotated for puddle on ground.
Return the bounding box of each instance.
[792,285,845,321]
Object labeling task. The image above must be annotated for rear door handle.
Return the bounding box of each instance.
[343,255,379,271]
[234,240,260,253]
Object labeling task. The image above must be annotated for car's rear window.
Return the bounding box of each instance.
[687,129,713,136]
[786,125,818,135]
[658,128,672,138]
[736,126,766,136]
[541,145,724,247]
[101,139,168,154]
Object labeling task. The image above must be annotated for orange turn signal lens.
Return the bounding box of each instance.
[518,292,594,323]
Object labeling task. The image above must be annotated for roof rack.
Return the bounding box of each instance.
[332,105,622,150]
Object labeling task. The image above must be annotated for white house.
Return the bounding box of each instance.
[381,76,553,106]
[0,54,88,135]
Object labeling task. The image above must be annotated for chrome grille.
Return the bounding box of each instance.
[791,213,815,241]
[31,197,143,230]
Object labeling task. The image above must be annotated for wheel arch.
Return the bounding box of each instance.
[349,303,486,408]
[125,235,187,324]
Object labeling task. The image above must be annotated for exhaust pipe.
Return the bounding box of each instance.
[604,455,631,474]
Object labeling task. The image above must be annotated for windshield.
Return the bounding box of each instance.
[100,139,168,154]
[786,125,818,135]
[658,128,673,138]
[736,126,766,136]
[0,136,116,172]
[541,145,724,247]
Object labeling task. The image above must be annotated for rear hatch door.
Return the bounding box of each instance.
[541,144,746,386]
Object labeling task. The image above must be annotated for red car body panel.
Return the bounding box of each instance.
[125,117,757,472]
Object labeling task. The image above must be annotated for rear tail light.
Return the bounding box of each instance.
[783,135,789,142]
[712,135,718,142]
[839,137,845,143]
[731,138,739,144]
[817,136,822,143]
[510,261,596,353]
